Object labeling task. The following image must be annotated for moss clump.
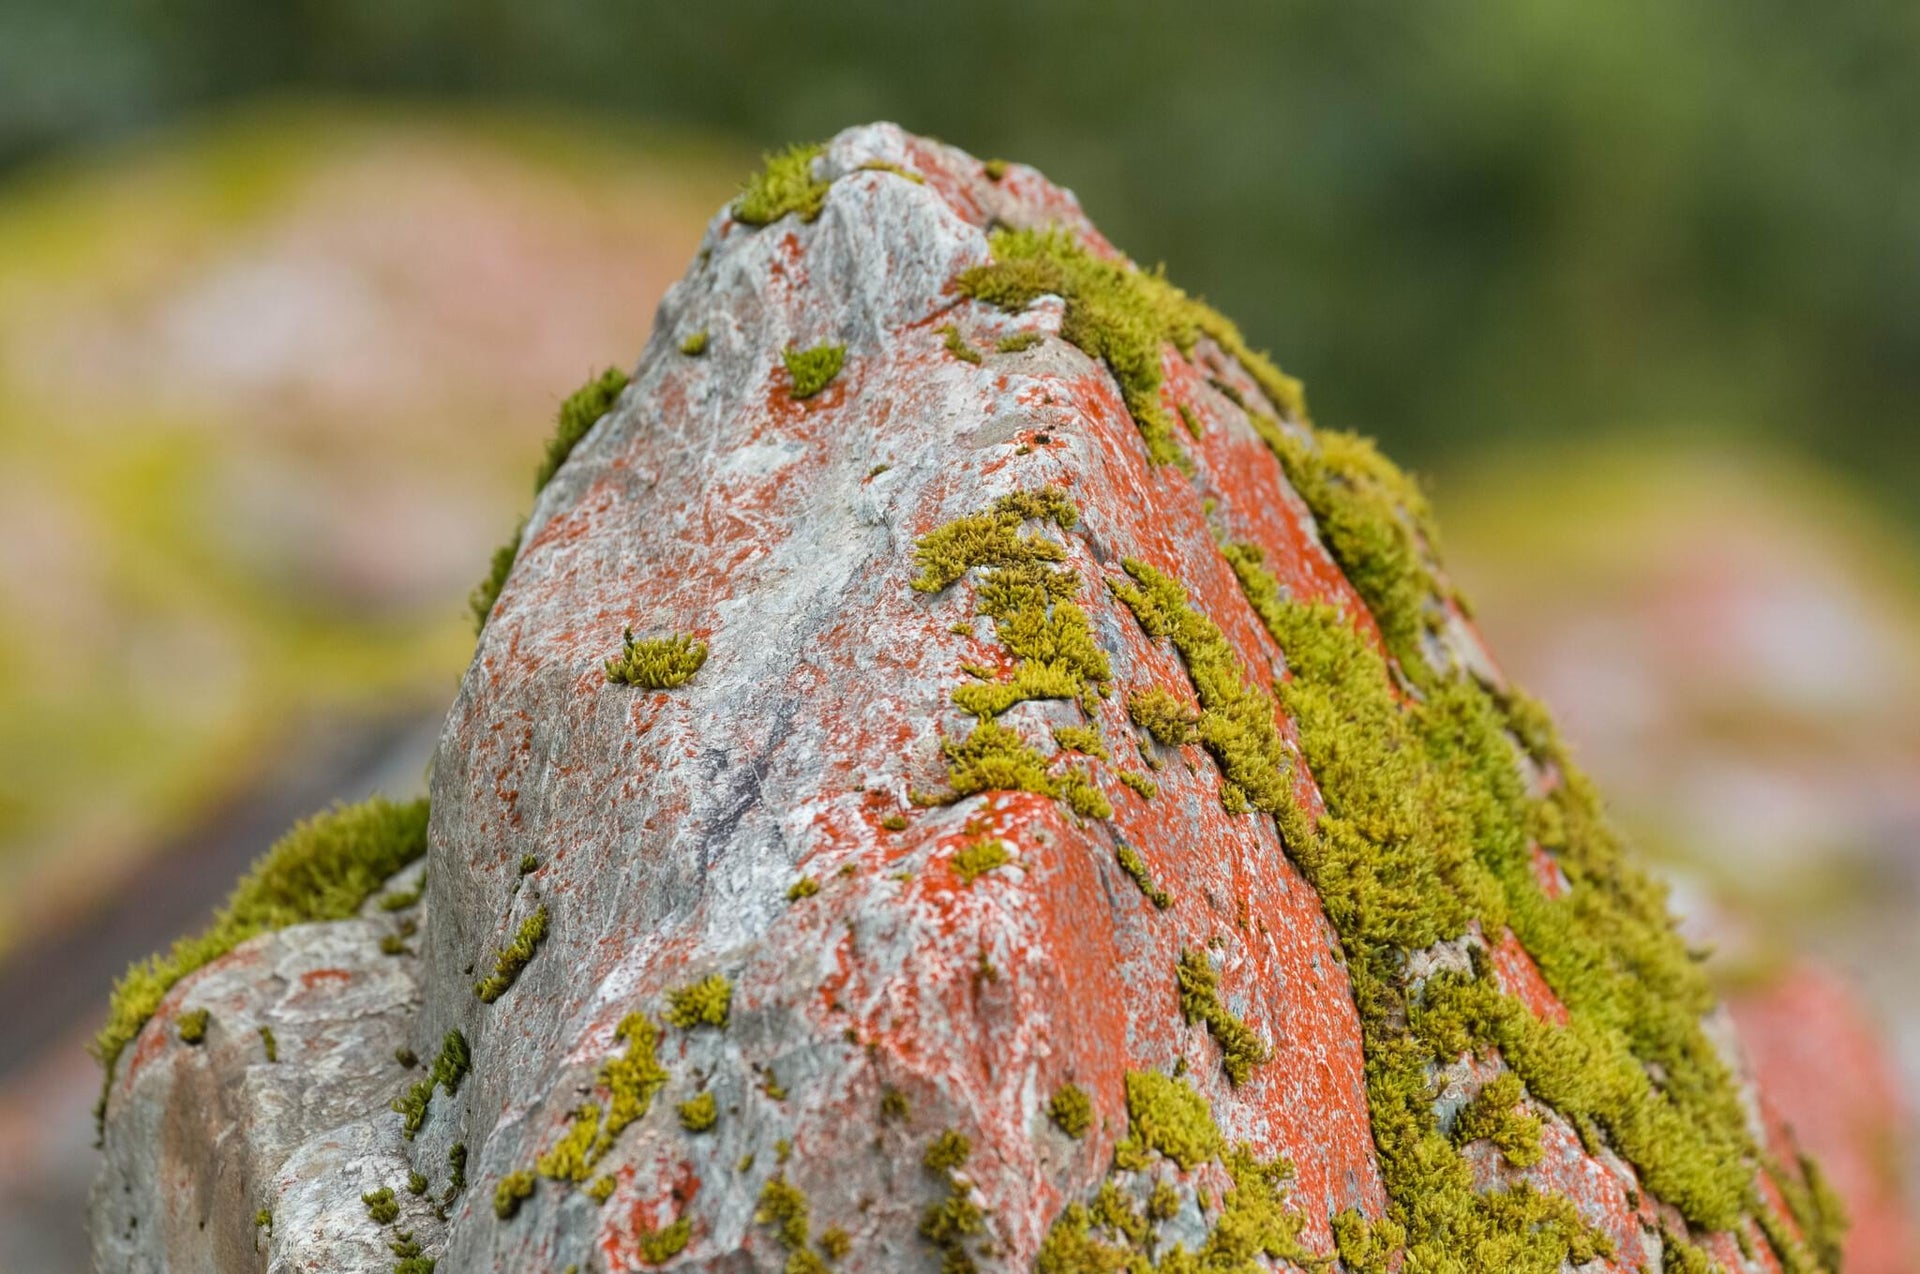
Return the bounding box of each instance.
[598,1014,670,1157]
[1110,560,1291,815]
[665,973,732,1029]
[1042,1069,1312,1272]
[176,1008,210,1044]
[939,323,983,365]
[1115,1071,1218,1171]
[1114,843,1171,909]
[493,1170,534,1220]
[734,143,830,226]
[1126,686,1199,747]
[819,1226,852,1259]
[982,158,1009,181]
[406,1171,428,1196]
[587,1175,616,1204]
[951,839,1012,885]
[857,159,925,184]
[1175,949,1270,1085]
[676,1091,717,1132]
[912,491,1117,820]
[680,329,709,356]
[957,229,1307,476]
[468,520,523,634]
[534,367,630,493]
[391,1029,469,1140]
[1117,771,1157,801]
[362,1186,399,1224]
[783,342,846,399]
[474,905,549,1003]
[446,1143,467,1198]
[996,331,1044,353]
[256,1025,278,1061]
[378,873,427,911]
[881,1088,911,1121]
[1451,1071,1543,1168]
[923,1129,971,1173]
[94,796,429,1128]
[880,813,910,831]
[787,876,820,901]
[1659,1224,1716,1274]
[756,1175,813,1250]
[536,1103,602,1182]
[1051,724,1107,758]
[636,1216,692,1264]
[606,630,708,689]
[920,1130,984,1270]
[1048,1084,1093,1138]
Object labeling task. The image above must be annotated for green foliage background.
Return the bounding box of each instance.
[3,0,1917,525]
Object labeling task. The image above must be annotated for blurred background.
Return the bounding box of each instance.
[0,2,1916,1269]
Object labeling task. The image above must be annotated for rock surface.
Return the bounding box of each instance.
[93,124,1856,1272]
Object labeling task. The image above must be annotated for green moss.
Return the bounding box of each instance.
[363,1186,398,1224]
[788,876,821,901]
[783,342,846,399]
[1048,1084,1093,1137]
[881,1088,911,1121]
[636,1216,692,1264]
[735,143,830,226]
[254,1208,271,1232]
[1121,686,1190,748]
[606,630,708,688]
[536,1103,602,1182]
[996,331,1044,353]
[680,329,709,356]
[1175,950,1269,1085]
[177,1008,209,1044]
[406,1171,428,1196]
[598,1013,670,1157]
[518,854,538,876]
[1052,724,1107,758]
[391,1030,469,1140]
[493,1170,534,1220]
[395,1046,418,1068]
[1114,843,1171,909]
[666,973,732,1029]
[880,813,910,831]
[474,905,548,1003]
[94,796,429,1129]
[757,1175,813,1250]
[923,1128,971,1172]
[257,1024,277,1061]
[1109,560,1290,815]
[909,488,1078,594]
[1214,540,1773,1259]
[446,1143,467,1197]
[951,839,1012,884]
[939,324,982,364]
[1116,1071,1218,1171]
[982,158,1009,181]
[468,521,523,634]
[677,1091,718,1132]
[534,367,630,492]
[857,159,926,185]
[587,1175,616,1204]
[1117,771,1157,800]
[1451,1071,1543,1168]
[1659,1225,1717,1274]
[819,1225,852,1259]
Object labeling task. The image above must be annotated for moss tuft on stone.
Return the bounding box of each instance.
[735,143,831,226]
[996,331,1043,353]
[1451,1071,1544,1168]
[1048,1084,1093,1138]
[606,629,708,689]
[535,367,630,493]
[939,323,982,365]
[677,1091,718,1133]
[94,796,430,1130]
[1114,843,1171,909]
[636,1216,692,1264]
[176,1008,210,1045]
[665,974,732,1029]
[392,1029,469,1140]
[1175,949,1270,1085]
[950,839,1012,885]
[493,1170,534,1220]
[1126,686,1199,747]
[362,1186,398,1224]
[783,342,846,399]
[680,328,709,356]
[474,905,549,1003]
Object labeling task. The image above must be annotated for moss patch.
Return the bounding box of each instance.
[1175,949,1270,1085]
[468,520,523,634]
[1049,1084,1093,1138]
[665,973,732,1029]
[783,342,846,400]
[474,904,549,1003]
[534,366,630,493]
[176,1008,209,1044]
[680,328,709,356]
[734,143,830,226]
[493,1170,534,1220]
[1126,686,1199,747]
[606,630,708,689]
[391,1029,469,1140]
[1114,843,1171,909]
[940,323,983,365]
[676,1091,717,1132]
[636,1216,692,1264]
[951,838,1012,885]
[94,795,429,1133]
[1451,1071,1544,1169]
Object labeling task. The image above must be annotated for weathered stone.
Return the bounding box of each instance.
[93,123,1860,1272]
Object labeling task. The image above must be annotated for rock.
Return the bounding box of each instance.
[93,123,1856,1272]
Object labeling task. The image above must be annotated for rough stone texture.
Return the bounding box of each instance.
[92,124,1876,1272]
